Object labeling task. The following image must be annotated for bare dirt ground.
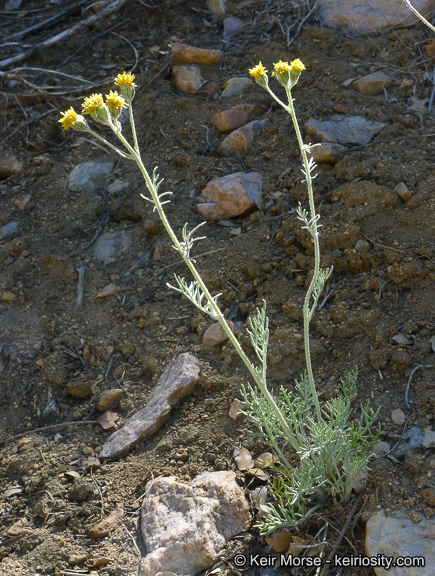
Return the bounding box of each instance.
[0,0,434,575]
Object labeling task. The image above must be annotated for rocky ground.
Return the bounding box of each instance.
[1,0,435,575]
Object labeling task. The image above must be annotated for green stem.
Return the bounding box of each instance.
[109,123,302,452]
[264,81,322,423]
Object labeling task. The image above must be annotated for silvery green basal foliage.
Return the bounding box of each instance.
[60,66,380,535]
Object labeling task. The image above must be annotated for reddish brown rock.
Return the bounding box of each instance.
[219,119,268,158]
[352,72,392,96]
[171,65,203,93]
[197,171,263,221]
[67,380,94,399]
[99,353,200,459]
[143,218,163,235]
[203,321,234,346]
[96,389,123,411]
[307,142,347,164]
[88,507,123,537]
[211,104,265,133]
[172,43,223,64]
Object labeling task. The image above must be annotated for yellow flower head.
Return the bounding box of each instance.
[105,90,127,114]
[114,72,136,102]
[273,60,291,76]
[59,107,78,131]
[82,93,104,116]
[114,72,136,89]
[290,58,305,73]
[249,62,268,79]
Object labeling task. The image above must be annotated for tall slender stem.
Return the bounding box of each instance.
[264,81,322,422]
[111,125,302,452]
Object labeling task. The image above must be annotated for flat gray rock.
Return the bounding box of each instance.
[92,230,132,265]
[366,509,434,576]
[316,0,435,35]
[99,353,200,459]
[304,115,388,146]
[68,161,114,194]
[140,471,251,575]
[0,221,19,241]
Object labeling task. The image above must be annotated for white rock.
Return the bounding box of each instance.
[316,0,435,35]
[366,509,434,576]
[140,472,250,575]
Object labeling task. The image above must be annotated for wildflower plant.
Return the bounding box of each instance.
[60,66,380,534]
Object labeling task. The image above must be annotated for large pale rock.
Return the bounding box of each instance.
[172,43,223,64]
[99,353,200,458]
[304,115,388,146]
[211,104,265,133]
[197,171,263,220]
[219,119,268,158]
[352,72,392,96]
[366,510,435,576]
[140,471,250,575]
[316,0,435,35]
[171,64,203,93]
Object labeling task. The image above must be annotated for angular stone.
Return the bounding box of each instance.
[211,104,265,133]
[143,218,163,235]
[394,182,412,202]
[140,472,250,575]
[316,0,435,35]
[219,119,268,158]
[223,16,245,37]
[171,43,223,64]
[197,172,263,220]
[366,510,434,576]
[304,115,388,146]
[68,162,114,194]
[0,152,22,179]
[96,389,124,411]
[203,321,233,346]
[171,64,203,93]
[352,72,392,96]
[88,507,124,538]
[307,142,348,164]
[67,380,94,399]
[221,77,255,97]
[99,353,200,458]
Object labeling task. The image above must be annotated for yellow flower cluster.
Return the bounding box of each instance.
[82,93,104,116]
[289,58,305,73]
[272,60,291,76]
[248,62,268,78]
[59,71,136,131]
[105,90,127,114]
[59,107,78,131]
[114,72,136,89]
